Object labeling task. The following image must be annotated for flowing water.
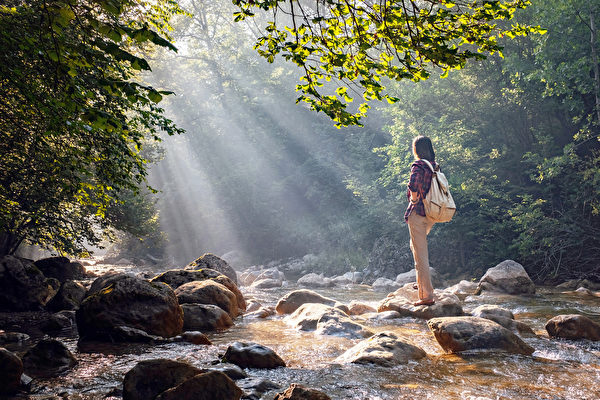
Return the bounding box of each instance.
[7,265,600,400]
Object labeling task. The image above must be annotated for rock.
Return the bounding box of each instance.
[237,377,280,398]
[395,268,445,288]
[362,236,412,284]
[0,331,30,344]
[46,280,87,311]
[254,267,285,282]
[347,301,377,316]
[41,312,74,334]
[556,279,600,291]
[22,339,77,377]
[209,363,247,380]
[239,268,262,287]
[223,342,286,369]
[444,280,479,296]
[0,347,23,394]
[275,289,336,315]
[153,269,246,313]
[545,314,600,341]
[274,383,332,400]
[108,326,162,343]
[186,253,238,285]
[155,369,242,400]
[335,331,426,366]
[0,255,60,311]
[334,302,350,314]
[76,273,183,340]
[176,280,239,318]
[475,260,535,295]
[33,256,86,282]
[471,305,514,320]
[250,278,282,289]
[378,288,463,320]
[179,331,212,345]
[331,272,361,285]
[245,306,276,319]
[297,273,333,288]
[246,301,261,313]
[285,303,348,331]
[372,277,402,292]
[363,311,402,322]
[181,303,233,331]
[315,314,373,339]
[427,316,535,355]
[123,359,205,400]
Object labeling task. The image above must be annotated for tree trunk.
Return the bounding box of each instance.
[590,8,600,124]
[0,232,22,257]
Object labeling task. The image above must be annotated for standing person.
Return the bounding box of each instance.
[404,136,438,306]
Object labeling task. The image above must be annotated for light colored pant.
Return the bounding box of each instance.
[407,212,435,301]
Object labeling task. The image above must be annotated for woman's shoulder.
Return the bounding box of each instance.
[413,159,440,171]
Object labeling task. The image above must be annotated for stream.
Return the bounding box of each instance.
[6,264,600,400]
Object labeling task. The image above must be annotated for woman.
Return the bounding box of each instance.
[404,136,438,306]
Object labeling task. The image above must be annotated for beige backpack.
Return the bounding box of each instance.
[421,159,456,223]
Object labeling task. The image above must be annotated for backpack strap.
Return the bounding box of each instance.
[420,159,436,173]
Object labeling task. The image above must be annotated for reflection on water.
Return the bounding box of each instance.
[21,281,600,399]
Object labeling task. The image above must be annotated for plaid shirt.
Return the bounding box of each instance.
[404,159,438,222]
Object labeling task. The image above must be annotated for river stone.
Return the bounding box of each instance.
[186,253,238,285]
[237,377,280,398]
[250,278,283,289]
[335,331,427,367]
[123,359,206,400]
[297,273,333,288]
[285,303,348,331]
[33,256,86,283]
[348,301,377,315]
[181,303,233,331]
[0,347,23,394]
[245,306,276,319]
[47,280,87,311]
[395,267,445,288]
[275,289,336,314]
[209,363,247,380]
[545,314,600,341]
[41,311,74,334]
[444,280,479,296]
[223,341,286,369]
[76,273,183,340]
[22,338,77,377]
[179,331,212,345]
[378,289,463,319]
[372,277,402,292]
[239,268,262,286]
[155,371,243,400]
[274,383,332,400]
[246,301,262,312]
[315,315,373,339]
[428,316,535,355]
[254,267,285,282]
[0,255,60,311]
[0,331,30,344]
[175,280,239,318]
[471,305,515,320]
[475,260,536,295]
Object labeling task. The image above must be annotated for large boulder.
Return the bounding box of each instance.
[427,316,535,355]
[0,255,60,311]
[123,359,205,400]
[378,287,463,319]
[275,290,336,314]
[335,331,427,366]
[152,269,246,312]
[186,253,238,285]
[76,273,183,340]
[0,347,23,395]
[362,236,412,284]
[475,260,535,295]
[545,314,600,341]
[175,280,239,318]
[155,370,242,400]
[22,338,77,377]
[33,256,86,283]
[297,273,333,288]
[274,383,332,400]
[181,303,233,331]
[223,342,286,369]
[46,280,87,311]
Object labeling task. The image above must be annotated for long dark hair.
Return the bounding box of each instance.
[412,136,435,163]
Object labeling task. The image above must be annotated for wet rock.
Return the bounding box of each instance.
[362,236,412,284]
[109,326,164,343]
[176,280,239,318]
[315,314,373,339]
[372,277,402,292]
[285,303,348,331]
[123,359,205,400]
[0,255,60,311]
[238,377,280,399]
[395,267,445,288]
[209,363,247,380]
[362,311,402,322]
[251,278,282,289]
[331,272,361,285]
[347,301,377,316]
[239,267,262,287]
[186,253,238,285]
[470,305,534,337]
[223,341,286,369]
[378,288,463,319]
[41,312,74,334]
[427,316,535,355]
[0,331,30,344]
[275,289,336,314]
[246,301,261,313]
[556,279,600,291]
[46,280,87,311]
[334,302,350,314]
[0,347,23,394]
[545,314,600,341]
[179,331,212,345]
[76,273,183,340]
[444,280,479,296]
[22,338,77,377]
[254,267,285,282]
[181,303,233,331]
[33,256,86,283]
[245,306,276,319]
[475,260,535,295]
[274,383,332,400]
[297,273,333,288]
[335,331,426,366]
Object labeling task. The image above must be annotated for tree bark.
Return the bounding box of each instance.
[590,8,600,124]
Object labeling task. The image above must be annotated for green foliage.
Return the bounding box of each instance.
[0,0,183,256]
[234,0,541,126]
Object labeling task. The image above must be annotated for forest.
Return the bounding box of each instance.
[1,0,599,283]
